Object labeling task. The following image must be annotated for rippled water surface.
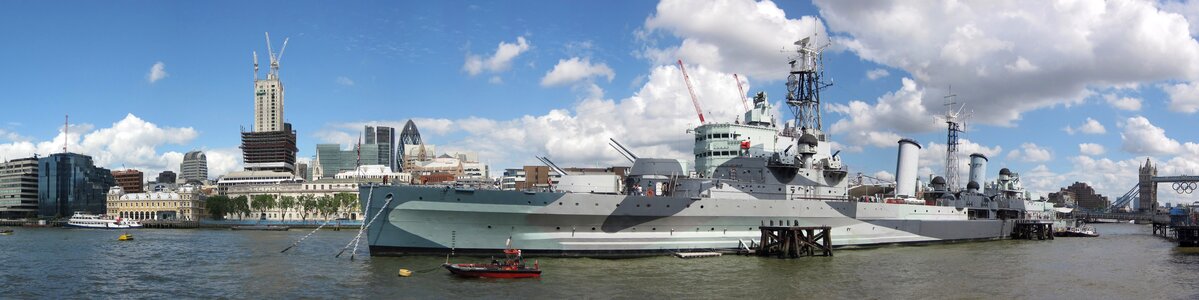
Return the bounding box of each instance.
[3,223,1198,299]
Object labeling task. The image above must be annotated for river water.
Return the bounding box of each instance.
[2,223,1197,299]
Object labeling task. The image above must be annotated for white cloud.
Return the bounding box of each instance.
[540,57,615,87]
[639,0,827,80]
[817,0,1199,125]
[1162,82,1199,113]
[827,78,940,148]
[1079,143,1106,156]
[1161,0,1199,36]
[147,61,168,83]
[0,114,232,180]
[336,76,355,86]
[1120,116,1188,155]
[463,36,531,76]
[201,148,243,180]
[872,170,895,182]
[1103,94,1142,111]
[865,68,890,80]
[321,63,749,170]
[1064,117,1106,135]
[1007,143,1052,162]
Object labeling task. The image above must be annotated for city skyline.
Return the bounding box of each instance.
[1,0,1198,204]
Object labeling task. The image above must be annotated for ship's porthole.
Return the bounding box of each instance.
[487,225,492,229]
[700,205,704,209]
[527,201,531,204]
[616,204,621,207]
[457,198,461,202]
[647,204,651,208]
[559,202,563,205]
[592,227,596,231]
[636,204,641,207]
[666,205,670,208]
[575,203,579,206]
[711,228,715,231]
[652,228,656,231]
[418,197,423,200]
[556,227,561,230]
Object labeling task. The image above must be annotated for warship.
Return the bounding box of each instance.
[361,37,1054,257]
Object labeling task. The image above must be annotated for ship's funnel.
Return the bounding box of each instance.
[968,153,988,193]
[895,139,921,197]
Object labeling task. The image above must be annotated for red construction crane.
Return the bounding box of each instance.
[676,59,705,123]
[733,73,750,111]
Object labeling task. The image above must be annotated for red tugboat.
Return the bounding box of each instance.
[443,240,541,278]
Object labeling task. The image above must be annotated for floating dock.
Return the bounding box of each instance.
[674,252,722,259]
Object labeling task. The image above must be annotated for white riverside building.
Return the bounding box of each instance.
[223,180,367,222]
[218,167,412,222]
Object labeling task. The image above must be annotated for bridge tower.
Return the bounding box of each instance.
[1138,158,1157,213]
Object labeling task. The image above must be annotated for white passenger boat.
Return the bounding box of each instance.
[66,213,143,229]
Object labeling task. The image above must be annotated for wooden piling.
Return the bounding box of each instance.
[1011,220,1054,240]
[755,226,832,258]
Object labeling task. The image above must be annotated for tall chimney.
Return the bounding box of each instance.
[895,139,921,198]
[968,153,988,193]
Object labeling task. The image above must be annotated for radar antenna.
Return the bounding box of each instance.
[784,36,832,136]
[936,87,972,193]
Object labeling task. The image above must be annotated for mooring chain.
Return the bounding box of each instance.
[281,217,335,253]
[339,185,376,259]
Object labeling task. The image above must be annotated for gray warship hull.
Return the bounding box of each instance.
[362,185,1016,257]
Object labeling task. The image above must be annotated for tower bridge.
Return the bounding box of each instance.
[1106,158,1199,214]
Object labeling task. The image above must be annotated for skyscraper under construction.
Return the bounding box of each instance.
[241,32,298,174]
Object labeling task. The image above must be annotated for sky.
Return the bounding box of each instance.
[1,0,1198,205]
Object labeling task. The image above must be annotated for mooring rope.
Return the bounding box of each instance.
[280,217,335,253]
[337,184,374,258]
[337,185,393,260]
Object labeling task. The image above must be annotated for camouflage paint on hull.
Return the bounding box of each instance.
[362,185,1017,257]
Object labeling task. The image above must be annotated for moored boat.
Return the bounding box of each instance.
[67,213,142,229]
[444,247,541,278]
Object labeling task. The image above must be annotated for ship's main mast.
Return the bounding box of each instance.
[784,37,831,137]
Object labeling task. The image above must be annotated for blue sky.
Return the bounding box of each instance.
[1,0,1198,205]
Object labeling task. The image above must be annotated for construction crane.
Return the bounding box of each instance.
[733,74,750,111]
[676,59,706,123]
[264,32,289,78]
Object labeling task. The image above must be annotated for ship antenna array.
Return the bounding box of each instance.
[784,35,832,135]
[936,87,972,192]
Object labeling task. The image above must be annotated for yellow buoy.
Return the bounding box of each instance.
[397,268,413,277]
[118,233,134,241]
